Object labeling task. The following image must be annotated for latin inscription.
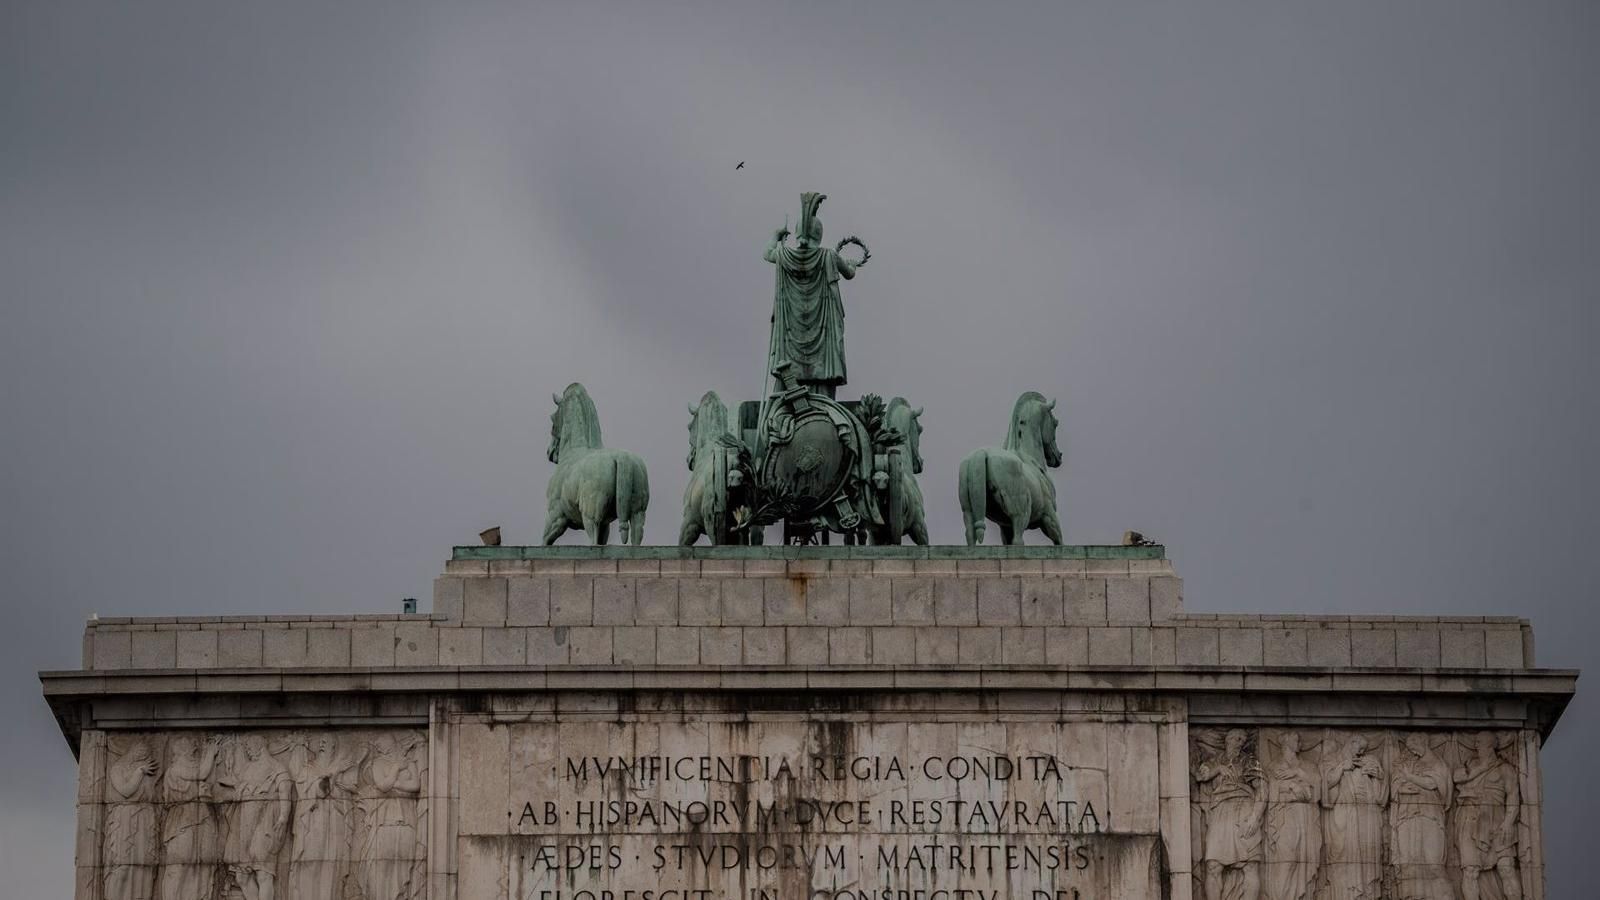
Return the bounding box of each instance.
[457,720,1165,900]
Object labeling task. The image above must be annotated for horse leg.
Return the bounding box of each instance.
[1040,508,1064,545]
[541,511,568,546]
[910,515,929,546]
[679,517,702,547]
[628,510,646,546]
[586,518,610,546]
[958,455,987,545]
[999,522,1014,545]
[1008,505,1031,545]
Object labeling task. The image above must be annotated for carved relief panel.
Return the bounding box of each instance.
[1190,728,1535,900]
[92,728,426,900]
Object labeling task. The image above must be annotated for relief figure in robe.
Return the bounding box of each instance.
[290,733,363,900]
[1391,733,1454,900]
[220,734,293,900]
[359,734,425,900]
[1262,731,1321,900]
[1321,734,1387,900]
[158,735,222,900]
[103,739,160,900]
[1453,732,1523,900]
[1193,728,1265,900]
[763,192,862,398]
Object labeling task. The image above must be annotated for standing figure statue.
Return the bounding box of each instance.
[764,191,868,399]
[958,392,1064,544]
[543,383,650,545]
[290,733,363,900]
[1263,731,1322,900]
[220,734,293,900]
[103,739,161,900]
[1453,732,1523,900]
[1391,733,1454,900]
[159,735,222,900]
[360,733,425,900]
[1321,734,1387,900]
[1193,729,1265,900]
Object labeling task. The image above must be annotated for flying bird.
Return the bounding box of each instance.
[735,161,745,170]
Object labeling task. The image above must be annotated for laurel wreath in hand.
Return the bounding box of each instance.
[836,235,871,267]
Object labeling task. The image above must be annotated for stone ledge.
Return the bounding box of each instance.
[41,664,1577,697]
[40,665,1575,752]
[79,617,1532,670]
[452,544,1167,560]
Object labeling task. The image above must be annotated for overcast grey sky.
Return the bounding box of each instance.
[3,1,1595,895]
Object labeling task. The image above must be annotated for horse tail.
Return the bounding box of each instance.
[958,451,988,546]
[616,454,648,545]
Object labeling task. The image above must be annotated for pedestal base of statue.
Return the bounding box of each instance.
[45,545,1572,900]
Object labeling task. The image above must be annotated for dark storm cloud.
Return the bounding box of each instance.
[2,2,1595,895]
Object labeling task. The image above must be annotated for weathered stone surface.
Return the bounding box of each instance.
[84,727,425,900]
[482,627,527,665]
[977,576,1022,624]
[462,577,507,625]
[456,696,1173,900]
[656,626,697,665]
[175,630,216,668]
[439,627,482,666]
[47,547,1573,900]
[1191,726,1538,900]
[526,627,567,665]
[505,577,551,627]
[549,577,593,625]
[351,624,396,667]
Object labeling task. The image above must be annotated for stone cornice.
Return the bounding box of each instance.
[40,663,1577,698]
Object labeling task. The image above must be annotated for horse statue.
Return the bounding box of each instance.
[679,391,739,546]
[957,391,1063,545]
[542,383,650,545]
[870,397,929,545]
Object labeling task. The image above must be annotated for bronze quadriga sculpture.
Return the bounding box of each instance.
[958,391,1065,545]
[542,383,650,546]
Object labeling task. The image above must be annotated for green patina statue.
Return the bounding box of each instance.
[763,192,869,399]
[543,383,650,545]
[549,191,955,546]
[679,390,740,546]
[870,397,929,546]
[958,392,1064,545]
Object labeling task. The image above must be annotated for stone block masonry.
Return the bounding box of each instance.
[79,545,1536,672]
[41,545,1575,900]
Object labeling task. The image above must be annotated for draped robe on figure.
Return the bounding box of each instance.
[1264,756,1322,900]
[361,749,424,900]
[765,241,855,389]
[1393,751,1454,900]
[160,752,220,900]
[104,751,160,900]
[1455,756,1520,875]
[1323,750,1386,900]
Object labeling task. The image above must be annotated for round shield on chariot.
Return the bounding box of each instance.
[757,392,874,524]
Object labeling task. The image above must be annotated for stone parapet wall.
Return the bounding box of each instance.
[78,547,1533,671]
[44,547,1574,900]
[78,613,1533,670]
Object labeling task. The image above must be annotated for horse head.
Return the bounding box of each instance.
[888,397,925,475]
[549,383,603,463]
[1041,398,1062,468]
[1005,392,1062,470]
[685,390,729,470]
